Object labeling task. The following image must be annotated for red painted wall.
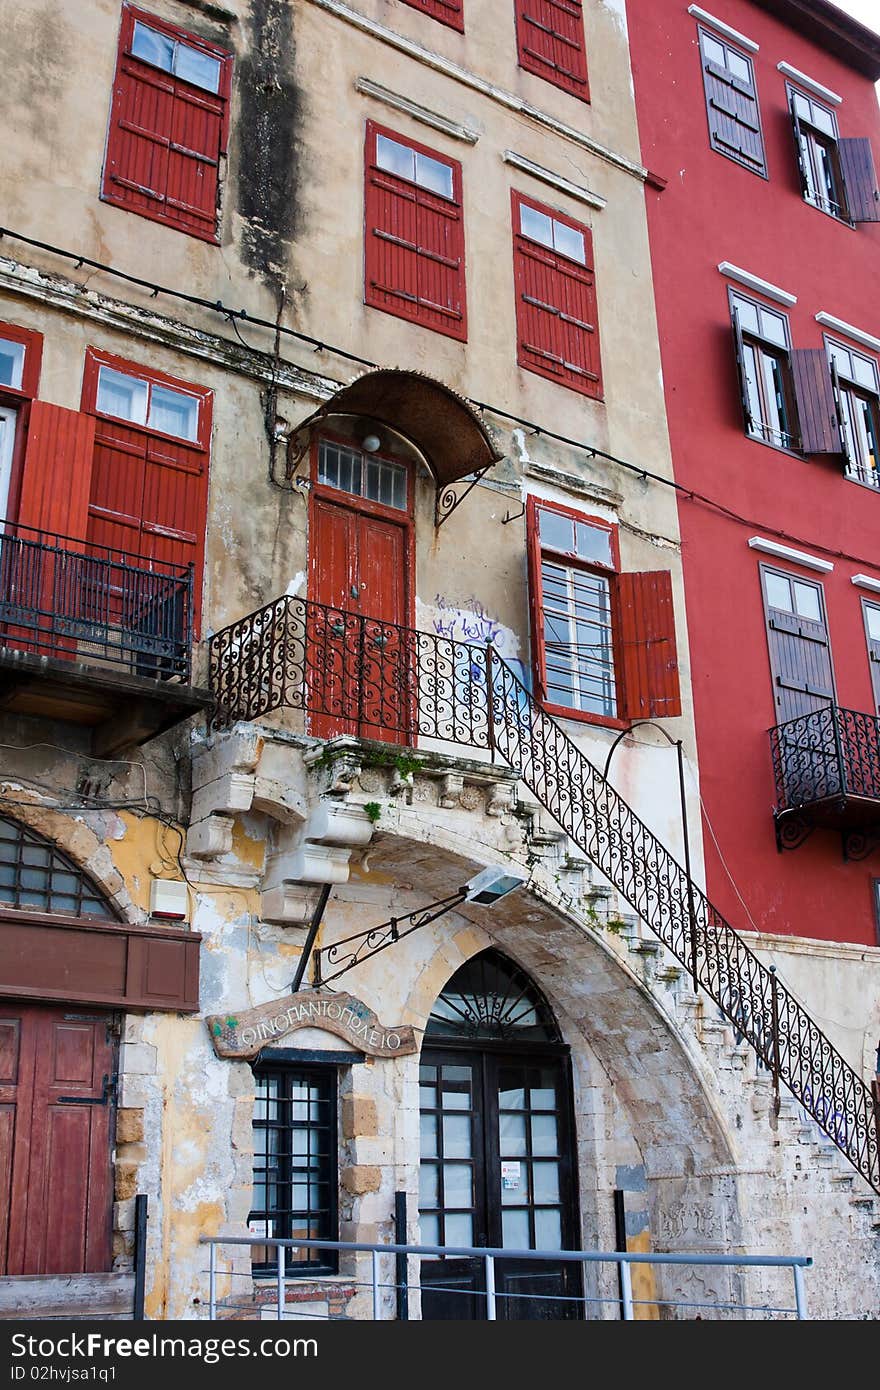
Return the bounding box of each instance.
[628,0,880,944]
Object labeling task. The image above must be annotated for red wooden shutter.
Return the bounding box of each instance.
[790,349,841,455]
[839,138,880,223]
[102,7,229,243]
[513,196,602,398]
[16,402,96,540]
[525,497,548,698]
[514,0,589,102]
[399,0,464,31]
[364,125,466,341]
[616,571,682,720]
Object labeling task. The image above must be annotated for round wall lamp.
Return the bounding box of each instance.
[361,433,381,453]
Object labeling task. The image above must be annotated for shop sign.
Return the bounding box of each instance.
[207,990,417,1059]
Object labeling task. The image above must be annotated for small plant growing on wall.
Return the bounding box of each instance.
[363,802,382,824]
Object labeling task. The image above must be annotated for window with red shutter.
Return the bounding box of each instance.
[514,0,589,103]
[526,497,681,726]
[101,5,232,243]
[81,350,212,634]
[364,122,467,341]
[512,191,602,398]
[399,0,464,32]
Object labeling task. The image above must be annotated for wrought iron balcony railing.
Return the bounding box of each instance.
[210,596,880,1194]
[770,703,880,816]
[0,519,193,682]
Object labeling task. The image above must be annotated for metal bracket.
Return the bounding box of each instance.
[435,466,492,528]
[842,827,880,862]
[58,1073,117,1106]
[773,810,815,853]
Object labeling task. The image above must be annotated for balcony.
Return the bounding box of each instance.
[769,703,880,857]
[0,520,212,753]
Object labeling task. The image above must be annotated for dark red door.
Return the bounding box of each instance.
[0,1005,115,1276]
[308,488,411,743]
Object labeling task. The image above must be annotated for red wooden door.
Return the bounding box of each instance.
[309,493,411,743]
[0,1005,115,1276]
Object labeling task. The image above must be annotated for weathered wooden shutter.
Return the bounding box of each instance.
[17,402,96,540]
[514,0,590,101]
[838,137,880,223]
[765,599,834,723]
[364,127,466,341]
[829,359,853,466]
[789,100,811,198]
[399,0,464,31]
[791,349,842,454]
[615,571,682,720]
[525,499,548,699]
[731,306,755,433]
[513,205,602,398]
[102,11,229,242]
[701,54,765,173]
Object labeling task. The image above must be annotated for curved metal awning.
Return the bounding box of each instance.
[300,368,504,525]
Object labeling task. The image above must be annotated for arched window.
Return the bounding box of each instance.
[0,815,120,919]
[425,948,560,1043]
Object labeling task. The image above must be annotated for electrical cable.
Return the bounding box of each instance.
[3,224,877,571]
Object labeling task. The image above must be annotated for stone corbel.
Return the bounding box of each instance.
[261,881,333,927]
[439,773,464,808]
[486,781,516,817]
[187,728,263,861]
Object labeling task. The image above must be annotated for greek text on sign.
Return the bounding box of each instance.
[207,990,417,1059]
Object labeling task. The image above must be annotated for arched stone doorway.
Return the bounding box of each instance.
[418,948,582,1320]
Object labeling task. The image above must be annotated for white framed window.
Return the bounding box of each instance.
[131,18,222,93]
[730,291,797,450]
[0,338,26,392]
[375,133,454,200]
[317,438,408,511]
[95,364,200,442]
[827,339,880,489]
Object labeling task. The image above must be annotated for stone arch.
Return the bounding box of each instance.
[0,798,141,923]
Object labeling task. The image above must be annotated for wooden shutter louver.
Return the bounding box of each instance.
[701,51,765,173]
[364,126,467,342]
[514,0,590,102]
[731,306,755,433]
[102,8,230,243]
[839,138,880,223]
[616,571,682,720]
[16,403,96,541]
[513,197,602,398]
[791,349,842,455]
[399,0,464,31]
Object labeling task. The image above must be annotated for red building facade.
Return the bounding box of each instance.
[628,0,880,945]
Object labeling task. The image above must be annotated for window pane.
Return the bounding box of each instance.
[532,1162,560,1203]
[853,356,878,391]
[812,105,835,137]
[442,1163,473,1205]
[765,573,792,611]
[96,366,148,425]
[758,309,787,349]
[444,1213,473,1247]
[828,344,852,380]
[574,521,612,566]
[420,1112,438,1159]
[727,52,751,83]
[174,43,222,93]
[419,1164,439,1208]
[534,1208,562,1250]
[793,93,812,122]
[500,1162,530,1205]
[132,21,174,72]
[498,1085,525,1110]
[553,221,586,265]
[501,1208,530,1250]
[499,1112,528,1157]
[148,384,199,441]
[376,134,415,181]
[735,299,760,336]
[419,1213,440,1246]
[442,1114,471,1158]
[701,34,725,66]
[531,1114,558,1156]
[415,152,454,199]
[0,338,25,391]
[520,205,555,249]
[866,606,880,641]
[793,581,821,622]
[538,507,574,552]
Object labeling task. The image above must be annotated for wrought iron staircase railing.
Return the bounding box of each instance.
[210,596,880,1194]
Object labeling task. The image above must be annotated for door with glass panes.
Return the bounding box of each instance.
[418,952,581,1320]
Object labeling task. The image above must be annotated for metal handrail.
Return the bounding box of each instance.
[770,703,880,812]
[208,598,880,1193]
[201,1234,812,1320]
[0,518,193,681]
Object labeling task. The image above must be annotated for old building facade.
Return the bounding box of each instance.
[0,0,877,1321]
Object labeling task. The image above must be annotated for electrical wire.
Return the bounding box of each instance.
[3,224,877,573]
